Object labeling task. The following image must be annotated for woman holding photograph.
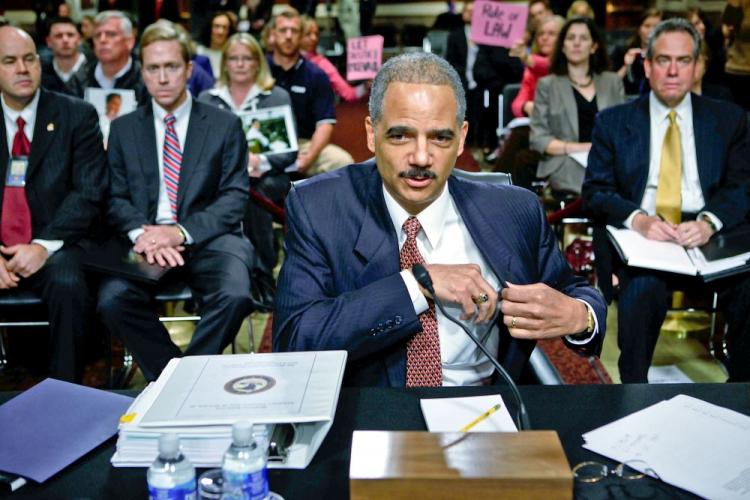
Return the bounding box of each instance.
[199,33,296,284]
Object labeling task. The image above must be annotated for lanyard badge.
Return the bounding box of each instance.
[6,156,28,187]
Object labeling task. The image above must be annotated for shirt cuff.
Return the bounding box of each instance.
[697,211,723,232]
[177,224,193,245]
[623,209,646,229]
[257,154,272,174]
[31,239,63,256]
[565,300,599,345]
[400,269,430,315]
[128,228,144,244]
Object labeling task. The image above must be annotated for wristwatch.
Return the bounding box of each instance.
[571,307,595,340]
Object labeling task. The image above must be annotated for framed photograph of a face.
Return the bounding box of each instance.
[237,105,298,155]
[83,87,137,147]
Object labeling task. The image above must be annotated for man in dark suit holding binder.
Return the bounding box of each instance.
[583,18,750,382]
[98,21,253,381]
[0,26,107,382]
[274,52,606,388]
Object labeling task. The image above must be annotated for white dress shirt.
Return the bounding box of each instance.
[384,184,596,386]
[127,95,194,244]
[625,92,721,230]
[53,53,86,83]
[1,90,63,255]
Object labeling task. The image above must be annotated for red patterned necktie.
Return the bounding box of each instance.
[162,114,182,221]
[400,216,442,387]
[1,117,33,246]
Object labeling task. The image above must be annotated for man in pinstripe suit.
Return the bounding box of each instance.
[0,26,108,382]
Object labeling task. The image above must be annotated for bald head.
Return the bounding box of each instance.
[0,26,41,110]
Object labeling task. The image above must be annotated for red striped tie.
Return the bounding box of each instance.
[1,117,33,246]
[400,216,442,387]
[162,114,181,221]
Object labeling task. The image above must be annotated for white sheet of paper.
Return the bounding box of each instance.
[582,394,750,500]
[569,151,589,168]
[647,365,693,384]
[420,395,517,432]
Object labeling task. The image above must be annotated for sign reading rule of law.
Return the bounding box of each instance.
[346,35,384,81]
[470,0,529,48]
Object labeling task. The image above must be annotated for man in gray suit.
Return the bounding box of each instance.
[98,21,254,381]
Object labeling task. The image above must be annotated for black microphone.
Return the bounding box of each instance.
[411,264,531,430]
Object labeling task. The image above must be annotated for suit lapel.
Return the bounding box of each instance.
[134,104,161,217]
[176,101,209,216]
[690,94,716,196]
[560,77,579,139]
[625,96,651,201]
[27,90,59,181]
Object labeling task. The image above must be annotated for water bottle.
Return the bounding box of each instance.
[221,421,269,500]
[147,433,197,500]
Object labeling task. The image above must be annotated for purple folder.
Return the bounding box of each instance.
[0,378,133,482]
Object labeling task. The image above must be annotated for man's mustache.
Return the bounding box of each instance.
[399,169,437,180]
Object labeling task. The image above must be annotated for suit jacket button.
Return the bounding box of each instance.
[385,319,393,329]
[395,315,402,325]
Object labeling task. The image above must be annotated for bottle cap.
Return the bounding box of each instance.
[158,433,180,457]
[232,421,254,446]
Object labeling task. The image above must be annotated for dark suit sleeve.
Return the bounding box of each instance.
[180,116,250,246]
[37,103,108,242]
[106,119,150,234]
[273,188,422,362]
[530,193,607,355]
[582,110,642,225]
[702,111,750,229]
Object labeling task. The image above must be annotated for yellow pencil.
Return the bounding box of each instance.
[459,403,502,432]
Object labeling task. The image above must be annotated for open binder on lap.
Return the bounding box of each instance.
[606,225,750,282]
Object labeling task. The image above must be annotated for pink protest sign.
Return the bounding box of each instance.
[346,35,384,81]
[470,0,529,48]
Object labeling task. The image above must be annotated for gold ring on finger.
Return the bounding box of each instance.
[472,292,489,305]
[511,316,517,329]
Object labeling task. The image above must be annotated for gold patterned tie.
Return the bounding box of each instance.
[655,110,682,224]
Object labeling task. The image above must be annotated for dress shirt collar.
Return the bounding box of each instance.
[382,179,451,250]
[2,89,40,146]
[210,84,265,112]
[53,53,86,82]
[94,56,133,88]
[649,90,692,126]
[152,92,192,125]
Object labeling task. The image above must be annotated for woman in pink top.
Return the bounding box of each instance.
[510,15,564,117]
[300,16,367,102]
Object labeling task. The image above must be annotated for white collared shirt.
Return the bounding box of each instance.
[53,53,86,83]
[94,57,133,89]
[625,92,721,229]
[127,95,194,244]
[1,90,63,255]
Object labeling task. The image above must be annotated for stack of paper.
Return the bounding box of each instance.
[583,394,750,499]
[112,351,347,469]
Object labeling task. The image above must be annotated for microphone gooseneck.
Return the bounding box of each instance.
[411,264,531,430]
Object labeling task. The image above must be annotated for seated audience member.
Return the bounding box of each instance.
[170,22,215,96]
[495,15,563,184]
[79,15,95,57]
[530,17,624,195]
[136,0,181,35]
[693,41,734,102]
[98,21,254,381]
[722,0,750,110]
[244,0,274,37]
[267,7,353,176]
[686,7,726,85]
[612,8,662,96]
[199,32,295,281]
[197,11,237,78]
[70,10,149,104]
[0,26,108,382]
[273,52,606,387]
[41,17,88,96]
[510,15,564,118]
[300,16,366,102]
[567,0,595,20]
[583,18,750,383]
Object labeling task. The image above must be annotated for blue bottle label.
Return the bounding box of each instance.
[224,468,268,500]
[148,478,197,500]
